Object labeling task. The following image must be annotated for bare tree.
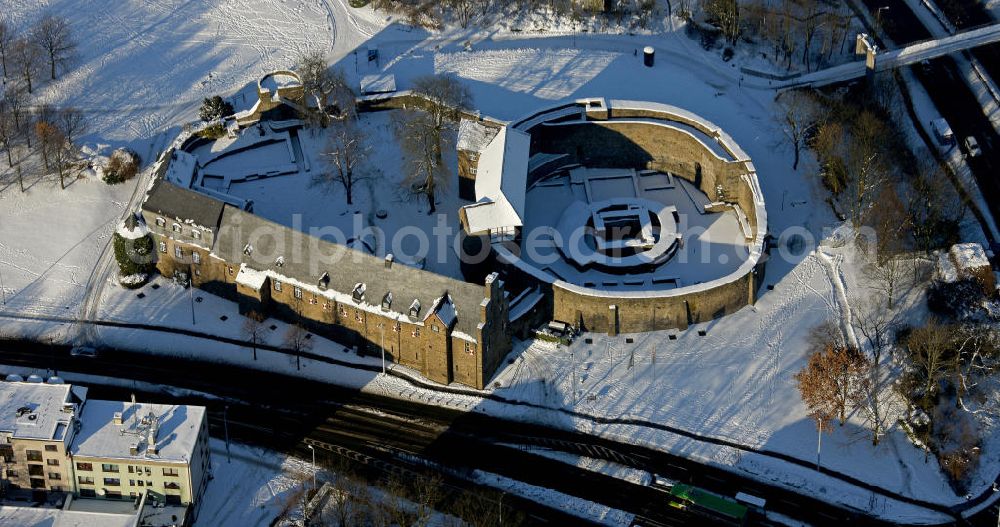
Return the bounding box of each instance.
[35,120,60,172]
[795,341,867,426]
[775,89,818,171]
[411,74,471,162]
[316,116,372,205]
[0,20,10,78]
[11,37,41,93]
[0,101,15,167]
[396,111,448,214]
[57,107,86,145]
[394,74,471,213]
[844,111,890,230]
[904,318,953,409]
[864,185,909,308]
[243,310,266,361]
[296,51,353,126]
[31,14,75,81]
[851,297,897,445]
[283,323,313,371]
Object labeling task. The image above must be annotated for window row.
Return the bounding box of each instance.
[155,217,202,240]
[158,242,202,264]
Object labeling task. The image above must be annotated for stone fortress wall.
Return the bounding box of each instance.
[497,99,769,334]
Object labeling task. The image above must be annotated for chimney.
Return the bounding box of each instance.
[113,412,123,426]
[385,253,394,269]
[146,423,158,455]
[129,442,139,456]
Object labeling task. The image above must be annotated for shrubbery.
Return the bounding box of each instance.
[197,123,227,139]
[199,95,234,122]
[113,231,155,288]
[927,279,987,321]
[102,148,141,184]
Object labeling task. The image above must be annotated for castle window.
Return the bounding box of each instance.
[293,287,303,299]
[465,342,475,355]
[273,280,282,292]
[158,242,167,253]
[393,322,400,332]
[432,325,440,333]
[470,166,477,175]
[192,252,201,265]
[228,266,234,275]
[409,299,421,318]
[381,292,392,311]
[155,217,165,227]
[323,301,330,311]
[338,306,347,316]
[174,247,183,259]
[310,296,317,305]
[411,328,420,338]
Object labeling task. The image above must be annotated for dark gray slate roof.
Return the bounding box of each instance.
[214,206,486,337]
[142,179,226,231]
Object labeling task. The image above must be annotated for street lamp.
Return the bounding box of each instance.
[307,444,316,492]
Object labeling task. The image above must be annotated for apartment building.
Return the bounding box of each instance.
[71,399,211,510]
[0,379,85,499]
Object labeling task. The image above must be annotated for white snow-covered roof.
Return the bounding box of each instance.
[235,263,268,290]
[72,400,205,463]
[115,213,149,240]
[457,119,499,153]
[463,126,530,233]
[950,242,990,271]
[0,381,81,442]
[937,251,959,282]
[360,74,397,95]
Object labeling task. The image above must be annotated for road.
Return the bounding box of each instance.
[0,338,962,526]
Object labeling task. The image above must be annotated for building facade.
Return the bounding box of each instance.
[141,183,513,389]
[0,381,210,520]
[0,381,85,498]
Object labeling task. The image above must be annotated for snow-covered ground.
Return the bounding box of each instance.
[0,0,996,523]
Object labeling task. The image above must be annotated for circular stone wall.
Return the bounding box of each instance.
[498,99,768,333]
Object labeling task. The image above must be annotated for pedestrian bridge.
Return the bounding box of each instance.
[782,23,1000,88]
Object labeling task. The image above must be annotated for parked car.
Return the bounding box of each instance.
[69,346,97,358]
[965,136,981,157]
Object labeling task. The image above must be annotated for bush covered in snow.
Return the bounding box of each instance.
[102,148,141,184]
[118,273,149,289]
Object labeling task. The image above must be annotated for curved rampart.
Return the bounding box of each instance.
[497,98,768,333]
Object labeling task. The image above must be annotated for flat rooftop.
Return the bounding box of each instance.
[72,400,205,463]
[0,381,84,442]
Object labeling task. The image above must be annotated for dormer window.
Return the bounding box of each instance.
[318,272,330,290]
[352,283,366,303]
[273,280,282,292]
[172,223,181,233]
[192,230,201,240]
[243,243,253,256]
[381,292,392,311]
[155,217,165,227]
[275,256,284,268]
[409,299,421,318]
[293,287,303,299]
